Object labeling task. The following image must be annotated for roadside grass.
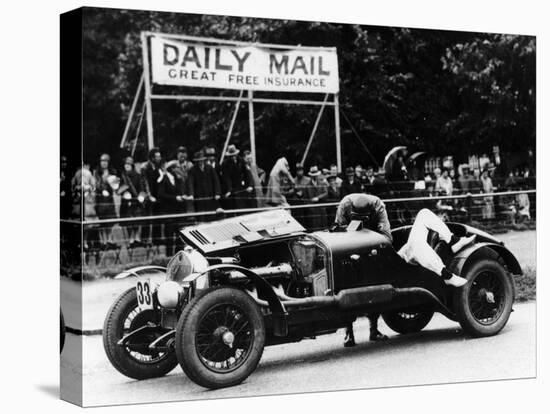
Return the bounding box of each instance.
[514,266,536,302]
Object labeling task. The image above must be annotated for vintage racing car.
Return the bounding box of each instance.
[103,209,520,389]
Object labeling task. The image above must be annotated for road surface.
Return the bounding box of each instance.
[61,302,535,406]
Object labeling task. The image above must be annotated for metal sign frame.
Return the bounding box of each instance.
[121,31,342,171]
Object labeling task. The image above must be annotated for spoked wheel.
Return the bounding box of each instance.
[103,288,178,379]
[454,258,514,337]
[382,310,434,334]
[176,287,265,389]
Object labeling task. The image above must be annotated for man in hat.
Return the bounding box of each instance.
[159,160,187,256]
[187,150,222,212]
[220,144,253,210]
[341,166,363,197]
[120,156,145,248]
[140,148,163,245]
[305,166,328,230]
[329,164,343,189]
[243,150,265,208]
[205,146,221,175]
[287,163,310,224]
[334,193,474,347]
[171,146,194,212]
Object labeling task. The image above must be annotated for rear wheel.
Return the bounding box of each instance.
[454,258,514,337]
[382,310,434,334]
[103,288,178,379]
[175,287,265,389]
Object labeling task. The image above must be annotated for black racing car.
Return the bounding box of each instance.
[103,209,520,389]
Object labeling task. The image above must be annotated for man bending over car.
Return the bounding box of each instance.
[332,193,475,347]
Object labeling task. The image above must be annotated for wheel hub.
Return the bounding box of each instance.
[222,331,235,348]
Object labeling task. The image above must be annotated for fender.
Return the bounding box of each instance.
[200,264,289,336]
[114,265,167,279]
[449,242,523,277]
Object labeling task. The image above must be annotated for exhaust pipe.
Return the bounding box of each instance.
[249,284,396,310]
[250,284,453,316]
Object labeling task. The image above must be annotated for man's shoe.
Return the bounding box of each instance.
[369,330,389,341]
[344,336,356,347]
[451,235,476,253]
[444,274,468,287]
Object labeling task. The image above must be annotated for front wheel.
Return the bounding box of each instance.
[103,287,178,380]
[454,258,514,337]
[175,287,265,389]
[382,310,434,334]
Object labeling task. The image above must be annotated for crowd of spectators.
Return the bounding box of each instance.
[60,145,535,254]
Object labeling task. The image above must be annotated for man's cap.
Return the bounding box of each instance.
[176,146,187,154]
[100,153,110,162]
[205,147,216,156]
[296,163,304,170]
[308,166,321,177]
[124,156,134,165]
[351,194,373,215]
[225,144,240,156]
[193,150,207,161]
[345,167,354,175]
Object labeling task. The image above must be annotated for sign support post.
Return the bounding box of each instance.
[220,90,244,164]
[334,93,342,173]
[119,74,144,148]
[141,32,155,150]
[248,90,256,164]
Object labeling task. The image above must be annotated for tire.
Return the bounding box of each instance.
[175,287,265,389]
[103,287,178,380]
[454,258,514,337]
[60,309,66,353]
[382,310,434,334]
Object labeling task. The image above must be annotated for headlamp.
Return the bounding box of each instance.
[166,247,209,282]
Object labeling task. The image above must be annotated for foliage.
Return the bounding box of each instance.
[81,8,535,172]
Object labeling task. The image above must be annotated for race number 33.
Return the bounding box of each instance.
[136,280,153,310]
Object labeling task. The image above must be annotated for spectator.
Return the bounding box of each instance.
[188,150,222,212]
[205,146,222,176]
[326,174,341,223]
[458,165,474,193]
[354,165,365,189]
[306,166,328,230]
[288,163,310,224]
[71,163,98,249]
[480,168,495,220]
[341,166,362,197]
[329,164,343,189]
[141,148,163,245]
[220,144,253,210]
[159,161,187,255]
[119,156,144,248]
[515,183,531,223]
[243,150,266,208]
[435,167,453,196]
[94,153,118,248]
[433,167,442,182]
[504,171,518,190]
[326,174,341,202]
[172,146,194,213]
[60,155,72,219]
[266,157,295,207]
[364,165,386,195]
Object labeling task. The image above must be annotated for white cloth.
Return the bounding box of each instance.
[397,208,453,275]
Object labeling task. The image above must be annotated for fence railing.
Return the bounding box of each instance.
[60,189,536,278]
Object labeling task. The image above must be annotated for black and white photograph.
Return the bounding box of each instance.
[57,5,540,407]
